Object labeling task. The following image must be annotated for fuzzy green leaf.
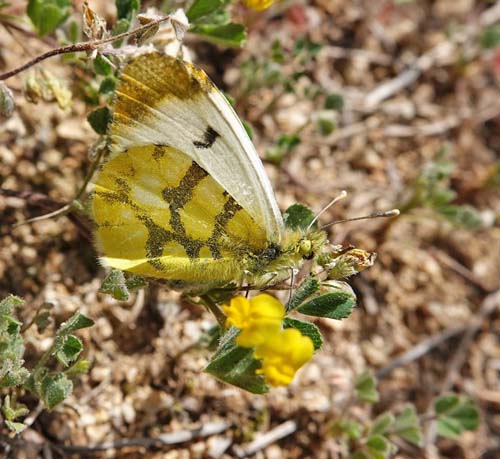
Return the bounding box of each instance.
[0,295,24,315]
[331,419,363,440]
[297,291,356,320]
[40,373,73,409]
[27,0,71,36]
[205,327,268,394]
[435,394,460,414]
[58,312,94,335]
[317,118,335,136]
[115,0,140,20]
[187,0,223,22]
[287,276,320,311]
[94,55,113,76]
[370,412,395,436]
[99,76,117,95]
[125,273,148,291]
[355,371,379,404]
[100,269,129,300]
[5,421,27,434]
[56,335,83,367]
[87,106,112,134]
[436,417,462,439]
[65,359,91,377]
[324,93,344,110]
[283,203,316,231]
[365,435,391,459]
[435,395,479,438]
[393,405,422,446]
[191,23,246,47]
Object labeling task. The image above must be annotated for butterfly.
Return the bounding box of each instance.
[91,52,328,291]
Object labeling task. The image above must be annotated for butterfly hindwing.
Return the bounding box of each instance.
[93,145,269,282]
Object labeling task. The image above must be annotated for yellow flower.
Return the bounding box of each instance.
[222,294,285,347]
[243,0,276,11]
[255,328,314,387]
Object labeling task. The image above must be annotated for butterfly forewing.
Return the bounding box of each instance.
[109,53,283,241]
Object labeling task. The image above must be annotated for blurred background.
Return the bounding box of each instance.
[0,1,499,458]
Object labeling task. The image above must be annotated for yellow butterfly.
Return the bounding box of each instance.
[91,52,328,290]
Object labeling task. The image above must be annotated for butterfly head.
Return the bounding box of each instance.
[286,228,328,263]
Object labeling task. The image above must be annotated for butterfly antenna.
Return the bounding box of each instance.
[307,190,348,231]
[320,209,400,230]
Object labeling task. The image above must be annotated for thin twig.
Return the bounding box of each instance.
[0,15,172,81]
[200,295,227,328]
[438,289,500,393]
[54,422,231,453]
[375,326,466,379]
[233,420,297,458]
[363,1,500,110]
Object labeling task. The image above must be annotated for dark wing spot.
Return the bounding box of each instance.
[193,126,220,149]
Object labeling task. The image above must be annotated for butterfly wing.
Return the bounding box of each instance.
[109,52,284,241]
[93,145,270,282]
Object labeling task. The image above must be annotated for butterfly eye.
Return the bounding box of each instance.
[298,239,314,260]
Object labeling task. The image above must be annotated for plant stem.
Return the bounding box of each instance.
[201,296,226,328]
[0,15,172,81]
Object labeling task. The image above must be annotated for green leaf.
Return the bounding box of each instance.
[94,55,113,76]
[27,0,71,36]
[99,77,117,95]
[67,19,80,42]
[87,106,112,134]
[287,276,320,312]
[40,373,73,409]
[370,412,395,436]
[100,269,130,300]
[435,395,479,438]
[0,295,24,315]
[34,311,51,332]
[480,25,500,49]
[393,405,422,446]
[297,291,356,320]
[324,93,344,110]
[434,394,460,414]
[436,417,462,439]
[5,420,27,434]
[125,273,148,291]
[187,0,223,22]
[438,205,482,228]
[283,203,316,231]
[2,395,29,421]
[115,0,140,20]
[205,327,268,394]
[65,359,91,377]
[283,318,323,350]
[365,435,391,459]
[191,23,246,47]
[355,371,379,404]
[317,118,335,136]
[398,426,423,446]
[112,17,131,38]
[331,419,363,440]
[277,133,301,149]
[58,312,94,335]
[56,335,83,367]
